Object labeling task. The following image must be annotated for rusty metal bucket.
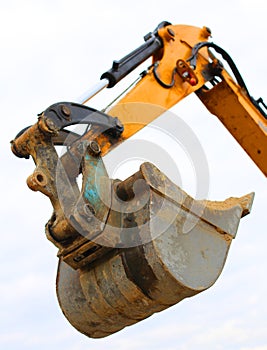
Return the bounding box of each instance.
[56,162,254,338]
[11,107,254,338]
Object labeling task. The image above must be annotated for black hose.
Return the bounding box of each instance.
[188,42,266,119]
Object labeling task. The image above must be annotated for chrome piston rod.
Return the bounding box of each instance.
[75,78,109,104]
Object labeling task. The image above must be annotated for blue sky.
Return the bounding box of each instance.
[1,1,267,349]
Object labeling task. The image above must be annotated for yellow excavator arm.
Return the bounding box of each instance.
[102,23,267,176]
[11,21,265,338]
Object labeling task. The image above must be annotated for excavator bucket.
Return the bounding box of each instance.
[11,104,254,338]
[56,162,253,338]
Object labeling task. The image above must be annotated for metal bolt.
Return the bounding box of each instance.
[177,60,186,68]
[60,104,71,118]
[44,118,58,132]
[182,71,190,78]
[115,118,123,130]
[205,27,212,35]
[88,140,101,156]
